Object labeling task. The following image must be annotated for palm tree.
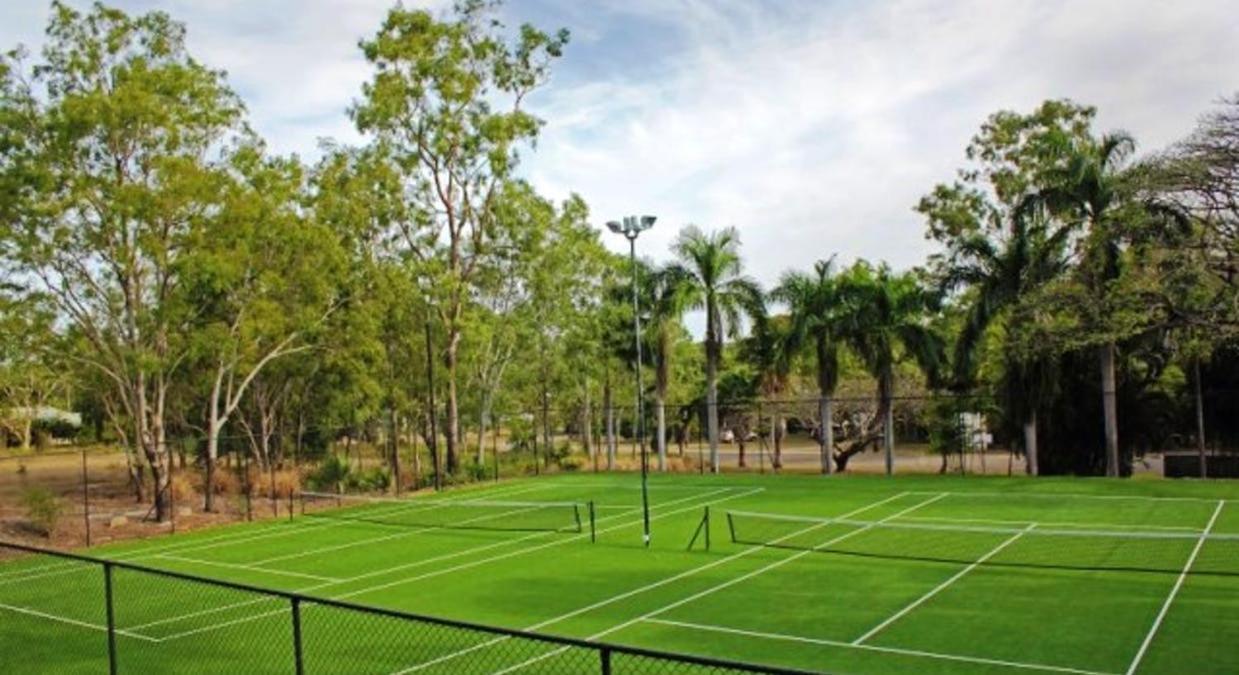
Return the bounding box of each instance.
[646,265,692,471]
[941,205,1070,475]
[1035,132,1162,476]
[669,226,763,473]
[748,313,793,469]
[838,262,945,475]
[773,258,844,474]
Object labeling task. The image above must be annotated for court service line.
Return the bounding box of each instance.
[643,618,1115,675]
[151,487,755,641]
[899,515,1203,533]
[912,490,1227,504]
[1124,500,1225,675]
[486,493,947,675]
[851,523,1037,645]
[250,499,568,566]
[396,492,918,674]
[154,554,342,583]
[124,494,652,633]
[0,481,550,587]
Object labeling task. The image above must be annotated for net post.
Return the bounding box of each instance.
[589,501,596,543]
[600,645,612,675]
[574,502,583,534]
[705,506,710,550]
[291,596,305,675]
[103,562,118,675]
[727,511,736,543]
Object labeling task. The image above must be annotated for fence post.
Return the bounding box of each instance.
[599,646,612,675]
[81,448,91,547]
[104,562,118,675]
[291,596,305,675]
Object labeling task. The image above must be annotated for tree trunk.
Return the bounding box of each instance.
[1195,358,1207,479]
[582,388,593,459]
[881,371,895,476]
[1100,341,1119,477]
[819,396,834,475]
[706,345,720,473]
[771,406,783,470]
[445,337,460,475]
[655,396,667,471]
[1023,411,1038,477]
[604,376,615,470]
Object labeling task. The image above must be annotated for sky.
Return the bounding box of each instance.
[3,0,1237,286]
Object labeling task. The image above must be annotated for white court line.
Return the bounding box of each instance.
[124,494,654,633]
[643,617,1116,675]
[155,554,341,583]
[488,494,947,675]
[852,523,1037,645]
[1124,500,1225,675]
[250,493,561,566]
[0,482,549,587]
[899,515,1203,533]
[911,490,1228,504]
[0,601,160,643]
[155,487,757,643]
[397,492,919,674]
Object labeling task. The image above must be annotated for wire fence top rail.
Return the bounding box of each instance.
[0,539,823,674]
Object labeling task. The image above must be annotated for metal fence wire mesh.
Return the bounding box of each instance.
[0,541,817,674]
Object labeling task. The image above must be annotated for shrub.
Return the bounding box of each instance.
[21,487,63,536]
[169,471,196,502]
[557,454,585,472]
[463,460,491,482]
[306,454,351,493]
[345,467,391,493]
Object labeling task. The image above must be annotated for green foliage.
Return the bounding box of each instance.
[21,486,62,536]
[307,454,351,493]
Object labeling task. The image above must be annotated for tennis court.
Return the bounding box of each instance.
[1,473,1237,674]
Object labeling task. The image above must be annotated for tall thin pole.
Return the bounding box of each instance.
[629,235,651,547]
[425,320,441,492]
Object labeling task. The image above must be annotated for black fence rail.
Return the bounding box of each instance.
[0,541,820,674]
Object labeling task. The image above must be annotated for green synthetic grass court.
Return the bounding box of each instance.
[2,473,1238,674]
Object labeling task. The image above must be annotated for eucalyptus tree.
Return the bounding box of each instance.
[0,3,247,520]
[669,226,764,473]
[185,146,343,510]
[772,258,845,473]
[351,1,569,475]
[837,262,945,474]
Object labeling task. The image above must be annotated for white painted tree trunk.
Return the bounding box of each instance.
[656,399,666,471]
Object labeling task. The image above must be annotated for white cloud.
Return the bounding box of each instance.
[4,0,1236,286]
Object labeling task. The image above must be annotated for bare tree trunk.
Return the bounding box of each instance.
[1195,358,1207,479]
[444,333,461,475]
[655,395,667,471]
[582,388,593,459]
[1023,411,1038,476]
[605,376,615,470]
[819,396,834,475]
[881,371,895,476]
[771,405,783,470]
[1100,342,1119,477]
[706,346,720,473]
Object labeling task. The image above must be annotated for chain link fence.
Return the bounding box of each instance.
[0,541,818,674]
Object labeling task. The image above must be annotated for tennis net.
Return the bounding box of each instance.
[300,491,587,535]
[725,509,1239,576]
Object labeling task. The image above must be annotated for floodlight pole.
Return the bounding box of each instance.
[609,215,655,548]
